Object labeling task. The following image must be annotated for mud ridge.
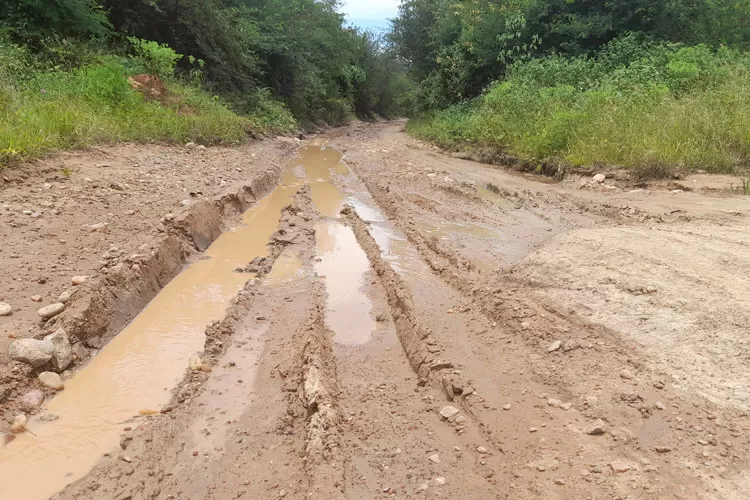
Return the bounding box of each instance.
[57,185,313,499]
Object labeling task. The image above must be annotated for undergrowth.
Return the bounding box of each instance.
[0,38,296,168]
[408,37,750,175]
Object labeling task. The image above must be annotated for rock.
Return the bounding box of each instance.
[592,174,606,184]
[529,427,538,433]
[71,276,88,286]
[189,355,203,371]
[439,405,460,420]
[477,446,488,454]
[417,483,429,492]
[502,404,512,410]
[73,343,89,360]
[186,141,196,149]
[0,302,12,316]
[10,414,27,434]
[428,453,440,464]
[561,403,572,410]
[610,461,631,473]
[435,477,446,486]
[454,415,466,424]
[620,369,635,380]
[30,295,42,303]
[547,340,562,353]
[58,289,75,304]
[39,414,59,422]
[21,390,44,408]
[45,329,73,371]
[586,419,607,435]
[86,222,109,233]
[8,338,54,367]
[653,446,672,453]
[39,371,64,390]
[38,303,65,319]
[554,479,566,485]
[654,401,666,410]
[547,398,562,408]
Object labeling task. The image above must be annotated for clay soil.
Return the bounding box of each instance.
[3,122,750,499]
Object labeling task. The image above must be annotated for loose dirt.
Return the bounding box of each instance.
[1,122,749,499]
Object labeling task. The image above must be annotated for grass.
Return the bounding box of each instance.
[408,39,750,176]
[0,44,296,168]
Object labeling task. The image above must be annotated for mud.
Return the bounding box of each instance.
[2,122,750,500]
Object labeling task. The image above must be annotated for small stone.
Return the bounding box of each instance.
[30,295,42,303]
[502,404,512,410]
[439,406,460,420]
[554,479,566,485]
[610,461,631,473]
[39,371,64,390]
[39,414,59,422]
[547,340,562,353]
[71,276,88,286]
[477,446,488,454]
[591,465,603,474]
[0,302,12,316]
[189,355,203,371]
[73,343,89,360]
[561,403,572,410]
[8,338,54,367]
[58,289,75,304]
[592,174,606,183]
[45,329,73,371]
[434,477,446,486]
[586,419,607,435]
[21,389,44,408]
[454,415,466,425]
[620,369,635,380]
[10,414,27,434]
[654,401,666,410]
[121,455,132,463]
[529,427,538,433]
[547,398,562,408]
[536,464,546,472]
[653,446,672,454]
[417,483,428,492]
[38,303,65,319]
[428,454,440,464]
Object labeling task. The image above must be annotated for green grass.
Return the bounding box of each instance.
[0,46,296,168]
[408,39,750,175]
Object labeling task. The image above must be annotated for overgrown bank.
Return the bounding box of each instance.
[391,0,750,175]
[408,39,750,174]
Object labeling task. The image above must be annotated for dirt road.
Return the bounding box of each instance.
[1,122,749,499]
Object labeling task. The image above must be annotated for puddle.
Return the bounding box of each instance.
[265,249,304,286]
[295,146,349,217]
[477,184,514,209]
[0,176,300,500]
[315,220,376,346]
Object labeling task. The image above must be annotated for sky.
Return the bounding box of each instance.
[341,0,401,33]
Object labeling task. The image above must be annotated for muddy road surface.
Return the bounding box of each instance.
[1,122,749,499]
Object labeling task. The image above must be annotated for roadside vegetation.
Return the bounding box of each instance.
[0,0,409,167]
[391,0,750,175]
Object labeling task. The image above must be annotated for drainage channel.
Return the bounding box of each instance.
[0,166,301,500]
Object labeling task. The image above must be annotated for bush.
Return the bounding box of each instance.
[128,37,183,80]
[408,38,750,173]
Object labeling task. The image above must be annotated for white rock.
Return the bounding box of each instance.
[45,329,73,371]
[620,369,635,380]
[477,446,488,454]
[0,302,12,316]
[547,340,562,352]
[502,404,512,410]
[8,338,54,367]
[428,454,440,464]
[547,398,562,408]
[71,276,89,286]
[586,419,607,435]
[189,355,203,371]
[654,401,666,410]
[39,371,64,390]
[592,174,606,183]
[30,295,42,303]
[439,405,460,420]
[10,414,27,434]
[86,222,109,233]
[38,302,65,319]
[435,477,446,486]
[21,390,44,408]
[58,289,75,304]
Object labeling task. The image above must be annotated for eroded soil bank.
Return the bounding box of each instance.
[2,122,750,499]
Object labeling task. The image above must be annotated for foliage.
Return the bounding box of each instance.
[0,0,111,40]
[127,37,183,80]
[0,37,294,168]
[391,0,750,110]
[408,39,750,172]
